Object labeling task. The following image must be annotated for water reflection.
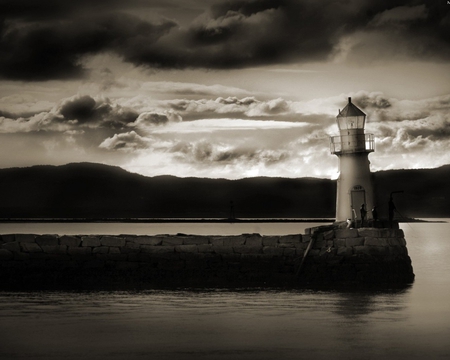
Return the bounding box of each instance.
[332,288,410,319]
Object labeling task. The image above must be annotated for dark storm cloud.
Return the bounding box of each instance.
[59,95,139,128]
[0,12,177,80]
[1,0,449,79]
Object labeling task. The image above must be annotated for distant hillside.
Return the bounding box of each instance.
[0,162,448,219]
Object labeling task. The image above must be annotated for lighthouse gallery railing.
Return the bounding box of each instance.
[330,133,374,154]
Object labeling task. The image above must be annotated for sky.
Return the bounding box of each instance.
[0,0,449,179]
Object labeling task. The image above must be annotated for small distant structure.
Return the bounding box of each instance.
[229,201,235,221]
[330,97,375,223]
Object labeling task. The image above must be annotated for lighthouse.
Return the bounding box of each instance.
[330,98,375,223]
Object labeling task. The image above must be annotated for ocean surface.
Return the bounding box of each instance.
[0,220,449,360]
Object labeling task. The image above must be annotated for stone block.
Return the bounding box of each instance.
[209,237,224,246]
[41,245,67,254]
[60,235,81,247]
[326,255,344,265]
[1,234,15,243]
[132,236,163,245]
[354,245,389,257]
[301,235,312,243]
[83,260,105,269]
[233,245,262,254]
[2,242,21,253]
[295,249,305,257]
[0,249,13,260]
[335,229,359,239]
[135,252,156,261]
[14,252,30,261]
[175,245,199,253]
[116,261,139,270]
[335,239,346,247]
[109,247,121,254]
[358,229,382,238]
[364,237,388,246]
[308,249,320,256]
[279,235,301,244]
[101,236,126,247]
[127,253,140,262]
[245,236,263,246]
[283,248,296,256]
[140,245,174,254]
[223,236,245,246]
[68,247,91,255]
[262,236,279,246]
[20,243,42,253]
[124,242,141,251]
[398,238,407,246]
[198,244,214,253]
[395,229,405,238]
[81,236,101,247]
[221,253,241,262]
[345,237,364,247]
[337,247,353,257]
[240,254,260,261]
[158,260,185,271]
[389,246,404,257]
[313,239,327,249]
[15,234,36,243]
[294,242,308,250]
[262,246,284,256]
[107,253,127,261]
[93,246,109,254]
[323,230,335,240]
[212,246,234,254]
[36,235,59,246]
[30,252,57,260]
[162,238,184,246]
[183,237,210,245]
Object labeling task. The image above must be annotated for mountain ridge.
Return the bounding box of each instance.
[0,162,448,219]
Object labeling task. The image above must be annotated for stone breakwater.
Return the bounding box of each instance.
[0,225,414,289]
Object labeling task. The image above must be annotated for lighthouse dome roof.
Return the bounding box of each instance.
[337,97,366,118]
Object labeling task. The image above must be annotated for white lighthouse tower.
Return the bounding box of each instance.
[330,98,375,223]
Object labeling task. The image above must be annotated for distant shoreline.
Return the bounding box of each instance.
[0,218,445,223]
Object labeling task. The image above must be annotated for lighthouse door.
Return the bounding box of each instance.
[350,185,366,221]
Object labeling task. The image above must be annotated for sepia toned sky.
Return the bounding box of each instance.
[1,0,449,179]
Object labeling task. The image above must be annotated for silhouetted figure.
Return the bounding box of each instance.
[388,196,396,222]
[372,206,378,221]
[346,219,352,229]
[229,201,235,220]
[360,204,367,227]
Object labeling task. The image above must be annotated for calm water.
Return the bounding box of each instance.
[0,220,449,360]
[0,221,323,236]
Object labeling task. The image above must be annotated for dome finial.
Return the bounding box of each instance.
[348,97,352,103]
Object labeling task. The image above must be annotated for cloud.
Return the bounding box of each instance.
[1,1,449,80]
[130,110,182,132]
[370,5,428,26]
[99,131,152,151]
[0,94,139,133]
[0,12,177,80]
[58,95,139,128]
[1,88,450,178]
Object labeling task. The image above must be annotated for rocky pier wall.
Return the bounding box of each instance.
[0,225,414,289]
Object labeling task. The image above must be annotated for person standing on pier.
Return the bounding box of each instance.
[388,196,396,222]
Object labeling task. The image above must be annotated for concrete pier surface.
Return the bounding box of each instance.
[0,223,414,290]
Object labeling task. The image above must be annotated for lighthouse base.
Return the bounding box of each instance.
[297,223,414,286]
